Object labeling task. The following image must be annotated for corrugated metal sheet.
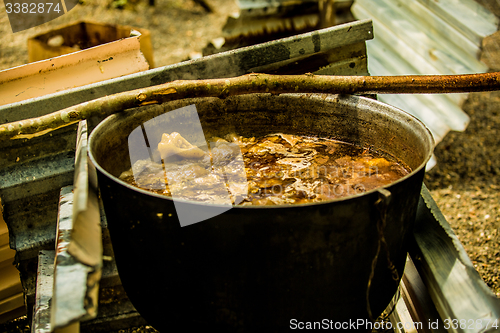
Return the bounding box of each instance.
[352,0,499,168]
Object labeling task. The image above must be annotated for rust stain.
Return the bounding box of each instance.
[428,49,438,62]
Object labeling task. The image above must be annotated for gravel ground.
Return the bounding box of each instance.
[425,89,500,298]
[0,0,239,71]
[0,0,498,331]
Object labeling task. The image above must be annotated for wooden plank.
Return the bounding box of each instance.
[0,219,8,247]
[0,305,26,325]
[0,198,14,261]
[0,261,23,301]
[0,244,15,264]
[28,20,154,68]
[411,185,500,333]
[0,198,11,248]
[0,292,24,316]
[0,33,149,107]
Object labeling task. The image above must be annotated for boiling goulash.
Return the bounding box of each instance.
[119,132,410,205]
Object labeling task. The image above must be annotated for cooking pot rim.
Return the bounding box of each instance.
[88,93,434,209]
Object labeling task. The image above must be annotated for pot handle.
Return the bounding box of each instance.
[375,188,399,281]
[366,188,400,321]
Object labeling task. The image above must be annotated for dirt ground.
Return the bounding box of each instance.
[0,0,239,70]
[425,89,500,298]
[0,0,499,331]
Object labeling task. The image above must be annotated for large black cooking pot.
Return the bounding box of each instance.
[88,93,433,332]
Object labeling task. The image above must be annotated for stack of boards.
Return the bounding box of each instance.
[0,200,24,324]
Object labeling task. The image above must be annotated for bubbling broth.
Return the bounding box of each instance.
[119,132,411,205]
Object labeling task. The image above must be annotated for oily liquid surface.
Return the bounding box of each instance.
[119,133,411,205]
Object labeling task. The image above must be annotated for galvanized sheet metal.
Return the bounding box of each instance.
[32,250,54,333]
[416,0,499,45]
[412,186,500,333]
[352,0,499,149]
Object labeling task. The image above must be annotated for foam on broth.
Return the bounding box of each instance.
[119,133,410,205]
